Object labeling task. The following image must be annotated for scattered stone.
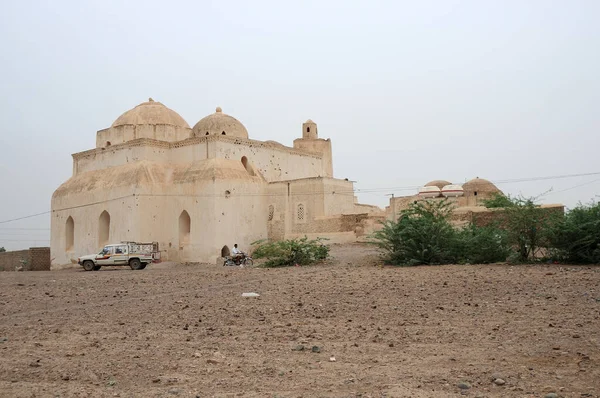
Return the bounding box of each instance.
[572,334,581,338]
[292,345,305,351]
[329,356,336,362]
[544,394,558,398]
[493,378,506,386]
[311,346,321,353]
[0,337,7,343]
[29,360,41,367]
[206,359,219,365]
[457,381,471,390]
[241,292,260,297]
[168,388,180,395]
[152,378,161,383]
[193,352,202,358]
[61,374,70,381]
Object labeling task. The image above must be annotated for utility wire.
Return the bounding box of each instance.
[1,171,599,224]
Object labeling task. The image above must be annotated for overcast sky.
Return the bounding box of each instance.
[0,0,598,250]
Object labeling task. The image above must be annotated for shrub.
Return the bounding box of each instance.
[454,224,510,264]
[499,196,561,263]
[369,200,459,266]
[549,201,600,264]
[251,236,329,268]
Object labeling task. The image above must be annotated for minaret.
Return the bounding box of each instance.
[293,119,333,177]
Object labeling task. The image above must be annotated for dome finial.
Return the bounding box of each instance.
[216,106,222,113]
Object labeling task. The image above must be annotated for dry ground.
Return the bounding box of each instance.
[0,243,599,398]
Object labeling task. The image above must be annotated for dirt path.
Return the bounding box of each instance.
[0,244,598,397]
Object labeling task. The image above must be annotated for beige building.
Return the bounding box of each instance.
[386,178,564,226]
[51,99,383,268]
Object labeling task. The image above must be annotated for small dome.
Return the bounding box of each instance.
[192,107,248,139]
[462,177,501,193]
[425,180,452,189]
[111,98,190,128]
[418,186,442,198]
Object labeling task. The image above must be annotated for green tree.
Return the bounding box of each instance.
[0,247,5,253]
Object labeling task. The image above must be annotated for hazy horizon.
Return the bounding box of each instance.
[1,0,599,250]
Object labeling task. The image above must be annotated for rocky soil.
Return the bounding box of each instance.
[0,243,599,397]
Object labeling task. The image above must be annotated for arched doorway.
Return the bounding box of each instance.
[221,245,230,257]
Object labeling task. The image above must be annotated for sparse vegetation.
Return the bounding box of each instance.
[368,195,578,266]
[0,247,5,253]
[251,236,330,267]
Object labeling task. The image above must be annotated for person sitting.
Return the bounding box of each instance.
[231,244,244,261]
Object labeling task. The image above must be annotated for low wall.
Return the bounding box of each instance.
[0,247,51,271]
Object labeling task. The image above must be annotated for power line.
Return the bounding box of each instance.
[0,211,51,225]
[0,227,51,230]
[1,170,599,224]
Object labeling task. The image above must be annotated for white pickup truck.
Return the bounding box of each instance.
[77,241,160,271]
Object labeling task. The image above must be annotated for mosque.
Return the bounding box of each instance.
[50,99,382,267]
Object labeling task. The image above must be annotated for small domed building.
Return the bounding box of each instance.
[51,99,382,267]
[387,176,506,221]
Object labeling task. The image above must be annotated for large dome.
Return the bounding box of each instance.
[111,98,190,128]
[192,107,248,139]
[462,177,501,194]
[425,180,452,189]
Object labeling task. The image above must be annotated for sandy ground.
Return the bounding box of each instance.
[0,243,599,398]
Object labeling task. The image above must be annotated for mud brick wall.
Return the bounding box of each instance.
[28,247,51,271]
[0,247,51,271]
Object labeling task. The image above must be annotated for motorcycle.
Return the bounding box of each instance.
[223,252,254,267]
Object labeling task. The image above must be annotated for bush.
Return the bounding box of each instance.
[499,196,561,263]
[370,199,509,266]
[369,200,459,266]
[549,201,600,264]
[251,236,330,267]
[454,224,510,264]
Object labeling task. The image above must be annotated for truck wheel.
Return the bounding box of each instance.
[83,261,95,271]
[139,263,147,269]
[93,265,101,271]
[129,258,143,270]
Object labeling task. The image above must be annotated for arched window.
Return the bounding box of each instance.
[65,216,74,251]
[179,210,191,246]
[307,127,310,133]
[99,211,110,246]
[221,131,226,135]
[268,205,274,221]
[221,245,230,257]
[297,204,305,221]
[106,141,111,147]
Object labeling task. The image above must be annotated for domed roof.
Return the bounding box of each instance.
[111,98,190,128]
[425,180,452,189]
[192,107,248,139]
[462,177,501,193]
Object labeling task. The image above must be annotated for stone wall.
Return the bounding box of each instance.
[0,247,50,271]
